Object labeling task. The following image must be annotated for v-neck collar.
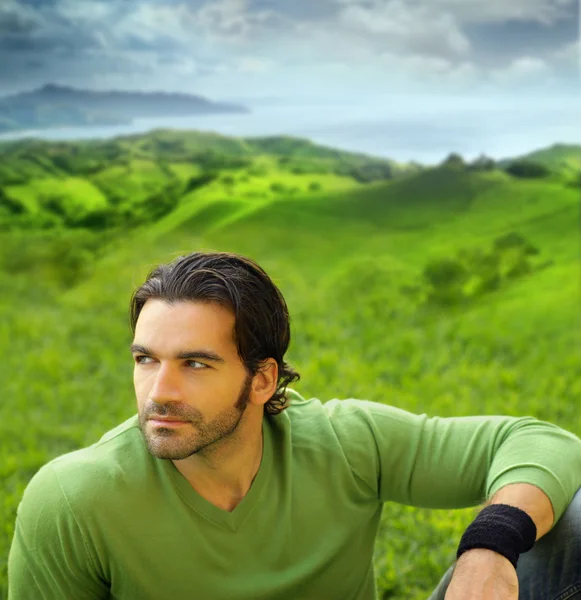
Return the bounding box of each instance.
[162,416,274,532]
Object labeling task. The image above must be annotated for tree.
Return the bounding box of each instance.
[270,182,286,193]
[184,172,218,193]
[469,154,496,171]
[441,153,465,168]
[0,188,25,215]
[423,258,469,305]
[505,160,550,179]
[493,232,539,255]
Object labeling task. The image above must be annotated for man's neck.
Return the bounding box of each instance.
[172,410,264,511]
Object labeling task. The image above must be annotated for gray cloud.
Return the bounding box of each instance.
[0,0,45,36]
[337,2,471,58]
[335,0,577,25]
[0,0,577,99]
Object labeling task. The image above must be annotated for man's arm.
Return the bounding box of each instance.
[325,399,581,522]
[8,464,110,600]
[327,399,581,599]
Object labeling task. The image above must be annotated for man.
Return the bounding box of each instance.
[8,251,581,600]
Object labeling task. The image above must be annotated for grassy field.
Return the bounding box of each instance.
[0,133,579,599]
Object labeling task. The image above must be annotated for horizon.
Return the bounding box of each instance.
[0,101,578,166]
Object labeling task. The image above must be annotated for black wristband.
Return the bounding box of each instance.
[456,503,537,570]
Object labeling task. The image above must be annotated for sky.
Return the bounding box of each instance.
[0,0,579,103]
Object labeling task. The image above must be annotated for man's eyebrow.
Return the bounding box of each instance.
[129,344,226,363]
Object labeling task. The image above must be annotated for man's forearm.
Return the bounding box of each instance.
[445,483,555,598]
[484,482,555,541]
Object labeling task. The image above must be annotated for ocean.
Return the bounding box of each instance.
[0,98,578,165]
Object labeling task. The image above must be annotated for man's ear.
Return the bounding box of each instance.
[251,359,278,406]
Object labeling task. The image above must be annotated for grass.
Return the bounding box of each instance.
[0,132,580,599]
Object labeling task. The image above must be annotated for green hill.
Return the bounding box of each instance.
[498,143,581,185]
[1,132,579,599]
[0,130,419,231]
[502,142,580,167]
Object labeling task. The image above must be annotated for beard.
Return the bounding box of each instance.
[138,373,253,461]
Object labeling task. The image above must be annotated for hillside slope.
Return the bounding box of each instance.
[498,143,580,183]
[0,130,420,230]
[1,135,579,600]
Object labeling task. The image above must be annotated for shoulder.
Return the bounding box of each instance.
[50,413,142,475]
[281,389,424,495]
[284,388,424,430]
[20,414,145,514]
[282,389,428,463]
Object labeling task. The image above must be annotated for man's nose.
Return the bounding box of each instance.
[148,363,182,403]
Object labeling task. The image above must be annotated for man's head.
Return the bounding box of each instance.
[129,251,300,460]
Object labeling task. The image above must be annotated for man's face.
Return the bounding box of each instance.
[132,299,253,460]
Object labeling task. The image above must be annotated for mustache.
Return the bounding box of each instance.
[142,403,201,421]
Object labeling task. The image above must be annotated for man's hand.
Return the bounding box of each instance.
[444,548,518,599]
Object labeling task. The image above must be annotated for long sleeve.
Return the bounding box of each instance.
[7,463,110,600]
[326,398,581,523]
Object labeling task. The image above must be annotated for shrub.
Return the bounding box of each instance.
[493,232,539,255]
[184,171,218,193]
[468,155,496,171]
[441,153,465,168]
[341,162,394,183]
[248,165,268,177]
[423,258,469,306]
[0,188,25,215]
[423,258,468,289]
[270,182,286,193]
[505,160,551,179]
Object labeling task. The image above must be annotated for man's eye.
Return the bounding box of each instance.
[186,361,207,369]
[135,355,154,364]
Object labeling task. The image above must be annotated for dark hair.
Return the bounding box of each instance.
[129,251,300,415]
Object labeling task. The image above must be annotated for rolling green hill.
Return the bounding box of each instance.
[1,132,580,599]
[0,130,419,231]
[498,143,581,185]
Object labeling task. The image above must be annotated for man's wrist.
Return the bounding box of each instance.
[449,548,519,597]
[454,548,517,585]
[457,547,514,568]
[456,503,537,569]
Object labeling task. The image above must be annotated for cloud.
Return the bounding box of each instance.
[338,1,470,58]
[335,0,576,25]
[237,57,275,73]
[375,52,481,90]
[552,39,579,67]
[54,0,121,25]
[110,0,282,48]
[0,0,577,98]
[489,57,550,86]
[431,0,576,24]
[195,0,274,38]
[0,0,258,93]
[0,0,43,36]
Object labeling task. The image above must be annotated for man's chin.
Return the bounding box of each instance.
[144,439,200,460]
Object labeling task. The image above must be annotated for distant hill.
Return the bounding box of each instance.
[497,143,581,182]
[0,84,249,134]
[2,130,578,235]
[0,129,421,231]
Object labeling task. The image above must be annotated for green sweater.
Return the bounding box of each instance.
[8,390,581,600]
